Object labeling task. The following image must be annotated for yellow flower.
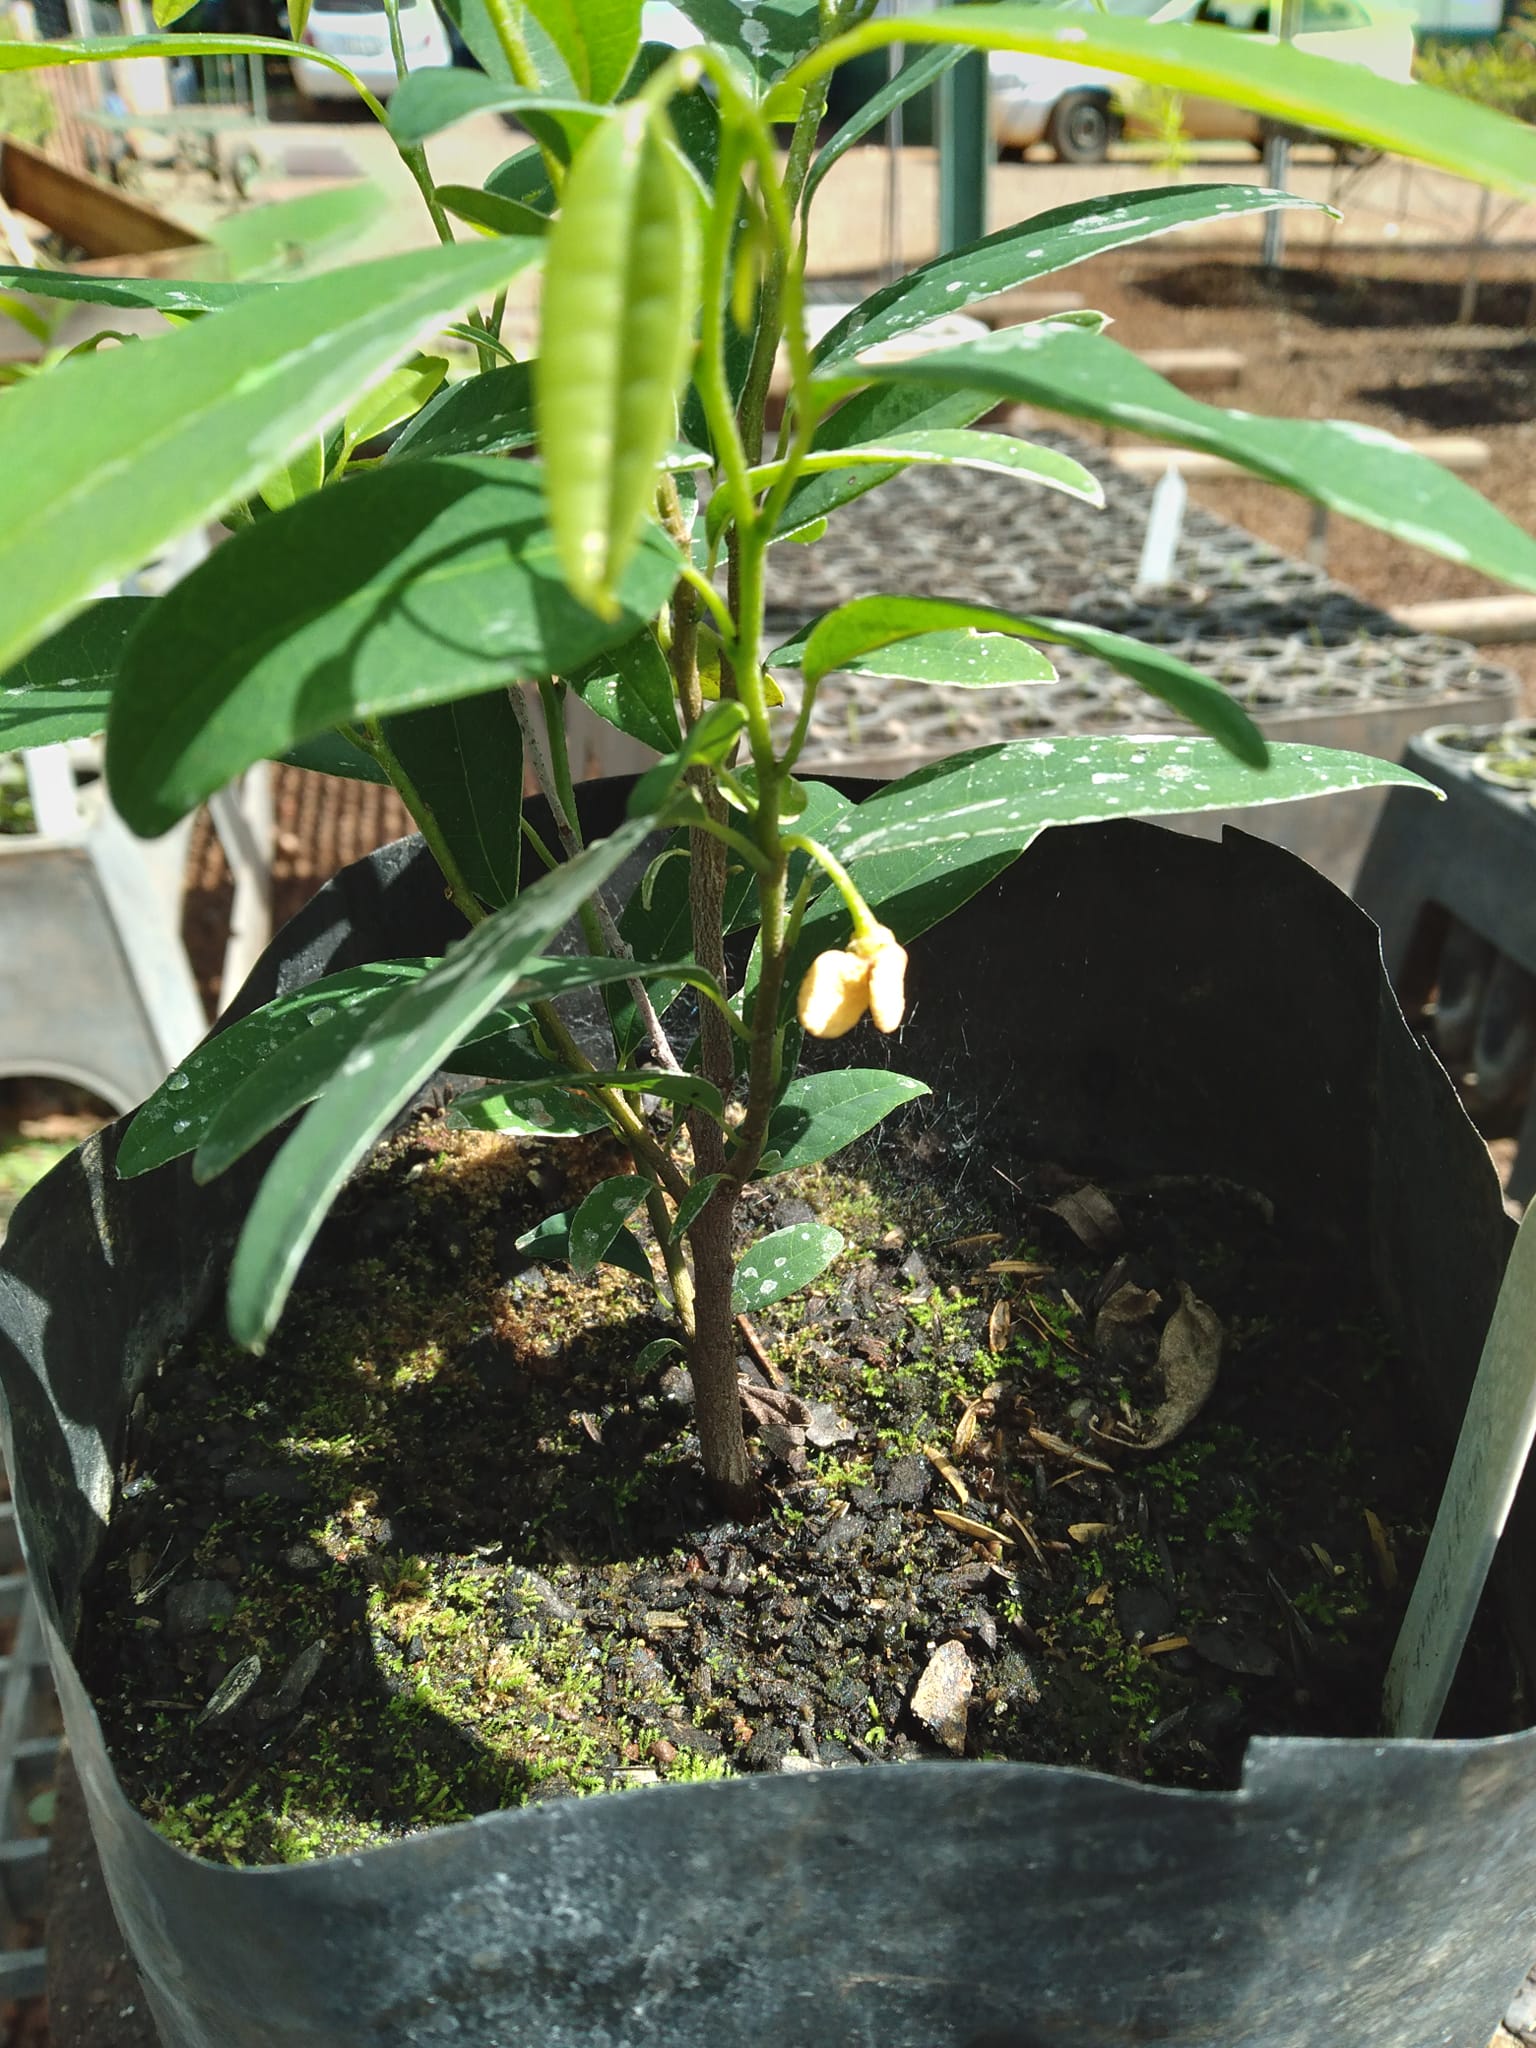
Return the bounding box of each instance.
[796,925,907,1039]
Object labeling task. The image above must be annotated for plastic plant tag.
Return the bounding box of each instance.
[1384,1202,1536,1738]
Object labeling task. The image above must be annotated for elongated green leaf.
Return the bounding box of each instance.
[813,187,1329,370]
[107,458,678,837]
[153,0,199,21]
[803,44,961,214]
[209,184,391,279]
[438,184,553,239]
[515,1209,653,1282]
[670,1172,724,1242]
[0,598,149,750]
[727,431,1100,550]
[789,7,1536,195]
[0,241,544,681]
[338,355,448,465]
[834,737,1434,872]
[121,963,431,1178]
[760,1070,930,1177]
[774,624,1054,689]
[673,0,819,83]
[486,145,559,218]
[825,323,1536,596]
[796,597,1266,764]
[786,430,1099,501]
[775,381,999,540]
[528,0,642,99]
[378,692,523,912]
[731,1222,845,1313]
[625,699,748,821]
[0,31,366,95]
[389,69,601,147]
[568,630,682,756]
[281,732,390,784]
[569,1173,653,1273]
[389,362,536,462]
[448,1084,610,1137]
[289,0,312,41]
[539,103,701,614]
[0,267,264,315]
[227,819,653,1347]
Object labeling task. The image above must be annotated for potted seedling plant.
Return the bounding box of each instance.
[2,5,1536,2044]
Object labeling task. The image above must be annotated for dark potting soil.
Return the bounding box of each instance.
[77,1108,1522,1865]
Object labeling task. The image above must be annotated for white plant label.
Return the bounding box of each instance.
[1384,1202,1536,1738]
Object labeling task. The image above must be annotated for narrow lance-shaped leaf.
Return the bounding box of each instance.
[436,185,554,240]
[759,1071,931,1177]
[724,430,1101,548]
[774,381,1003,539]
[0,32,372,98]
[538,102,701,615]
[107,459,679,837]
[771,622,1054,689]
[625,699,748,819]
[813,186,1332,368]
[389,72,603,149]
[227,818,655,1349]
[378,689,524,913]
[802,44,962,214]
[569,1174,654,1274]
[0,267,267,314]
[732,1224,845,1314]
[787,7,1536,196]
[0,239,544,679]
[389,361,536,463]
[0,598,150,750]
[820,322,1536,597]
[514,1210,654,1284]
[567,629,684,756]
[791,595,1267,766]
[830,737,1435,873]
[448,1086,611,1139]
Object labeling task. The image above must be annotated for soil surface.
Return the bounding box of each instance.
[77,1101,1520,1867]
[1049,243,1536,702]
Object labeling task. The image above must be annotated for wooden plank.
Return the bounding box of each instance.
[1392,595,1536,644]
[0,137,204,260]
[1111,434,1491,480]
[1138,345,1245,393]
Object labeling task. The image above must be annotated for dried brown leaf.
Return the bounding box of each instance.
[1141,1635,1191,1657]
[1132,1284,1224,1452]
[1028,1426,1112,1473]
[987,1298,1012,1355]
[933,1508,1013,1547]
[1047,1184,1123,1250]
[738,1378,812,1431]
[1085,1582,1110,1607]
[1067,1522,1111,1544]
[924,1445,971,1505]
[1365,1509,1399,1591]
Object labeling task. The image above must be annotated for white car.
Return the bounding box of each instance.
[291,0,451,101]
[989,0,1415,162]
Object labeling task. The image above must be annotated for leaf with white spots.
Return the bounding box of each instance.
[827,736,1436,868]
[760,1070,930,1177]
[569,1174,654,1275]
[731,1223,845,1314]
[515,1209,655,1285]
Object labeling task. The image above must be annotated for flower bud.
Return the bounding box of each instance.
[796,949,870,1039]
[850,925,907,1033]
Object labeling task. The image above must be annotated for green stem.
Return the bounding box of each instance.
[782,833,878,935]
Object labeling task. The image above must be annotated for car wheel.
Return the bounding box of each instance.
[1047,92,1113,164]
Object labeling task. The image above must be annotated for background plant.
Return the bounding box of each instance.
[1,1,1534,1510]
[1417,10,1536,124]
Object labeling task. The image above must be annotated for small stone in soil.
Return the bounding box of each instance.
[164,1581,237,1640]
[910,1640,975,1754]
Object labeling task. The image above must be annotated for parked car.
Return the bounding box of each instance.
[290,0,451,100]
[990,0,1416,160]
